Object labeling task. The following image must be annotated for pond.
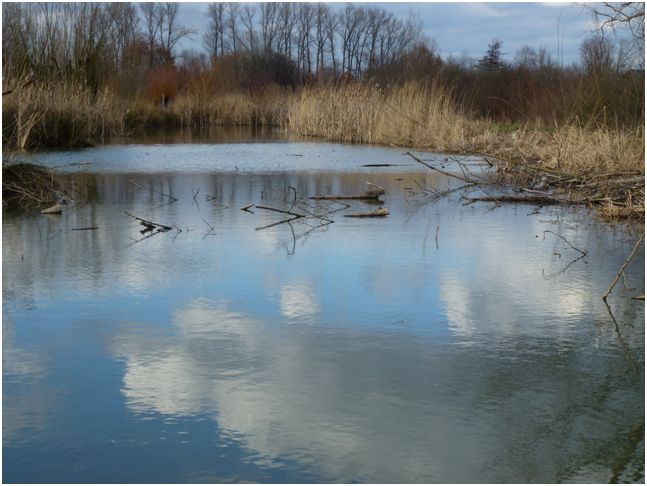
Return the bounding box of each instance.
[3,128,644,483]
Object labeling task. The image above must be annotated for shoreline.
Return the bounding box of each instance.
[3,82,644,220]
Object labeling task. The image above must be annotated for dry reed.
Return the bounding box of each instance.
[286,81,644,217]
[287,81,475,150]
[2,83,124,150]
[3,80,643,217]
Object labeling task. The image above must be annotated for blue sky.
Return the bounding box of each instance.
[175,2,601,66]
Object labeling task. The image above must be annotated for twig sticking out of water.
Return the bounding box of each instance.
[603,232,644,301]
[124,211,172,232]
[255,205,305,230]
[543,230,587,256]
[201,218,216,237]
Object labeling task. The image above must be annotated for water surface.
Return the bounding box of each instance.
[3,133,644,483]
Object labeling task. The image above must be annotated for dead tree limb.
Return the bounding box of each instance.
[603,232,644,301]
[405,152,476,184]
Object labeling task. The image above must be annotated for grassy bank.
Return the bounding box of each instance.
[3,81,643,217]
[2,84,125,150]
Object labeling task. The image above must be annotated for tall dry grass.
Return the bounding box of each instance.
[285,81,644,216]
[487,123,645,176]
[2,84,124,150]
[170,86,289,127]
[287,81,478,151]
[287,81,644,178]
[3,80,643,216]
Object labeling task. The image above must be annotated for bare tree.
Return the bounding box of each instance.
[108,3,139,71]
[204,3,226,58]
[292,3,315,75]
[579,34,630,73]
[587,2,645,41]
[585,2,644,68]
[259,3,279,56]
[276,3,296,58]
[225,2,240,53]
[157,3,196,64]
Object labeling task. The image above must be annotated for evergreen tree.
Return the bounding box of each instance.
[478,39,504,71]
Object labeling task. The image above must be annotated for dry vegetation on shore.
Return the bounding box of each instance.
[3,80,644,218]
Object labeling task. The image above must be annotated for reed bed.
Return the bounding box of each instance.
[286,82,644,218]
[2,84,124,150]
[287,81,475,151]
[484,124,645,218]
[3,80,643,217]
[168,85,289,127]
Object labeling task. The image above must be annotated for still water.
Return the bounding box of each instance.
[3,130,645,483]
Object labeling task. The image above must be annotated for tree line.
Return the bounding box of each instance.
[2,2,644,126]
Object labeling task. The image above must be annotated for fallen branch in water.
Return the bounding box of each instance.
[603,232,644,301]
[124,211,172,232]
[345,207,389,218]
[255,205,305,230]
[71,227,99,231]
[405,152,477,184]
[361,163,413,167]
[463,194,579,205]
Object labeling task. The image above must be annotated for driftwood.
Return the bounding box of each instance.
[344,207,389,218]
[71,227,99,231]
[310,181,385,200]
[41,203,64,214]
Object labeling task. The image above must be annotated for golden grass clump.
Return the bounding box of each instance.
[287,81,475,151]
[488,123,645,176]
[2,84,124,150]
